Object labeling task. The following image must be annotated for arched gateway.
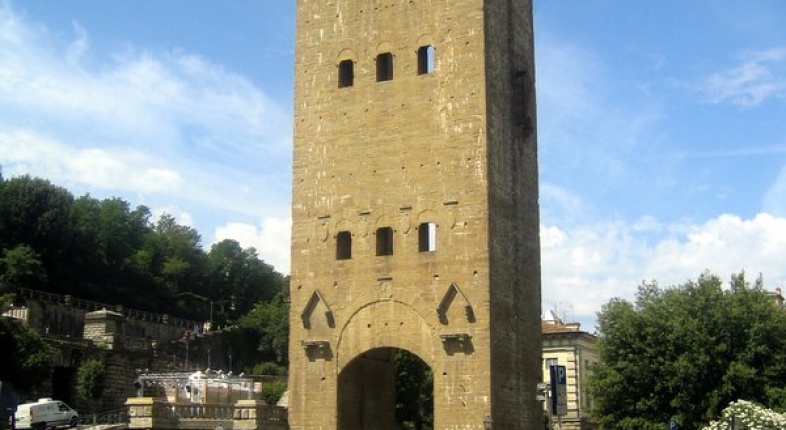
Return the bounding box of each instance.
[288,0,542,428]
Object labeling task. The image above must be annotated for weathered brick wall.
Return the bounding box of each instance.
[289,0,541,429]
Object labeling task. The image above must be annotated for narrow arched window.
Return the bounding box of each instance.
[336,231,352,260]
[418,222,437,252]
[338,60,354,88]
[376,227,393,256]
[376,53,393,82]
[417,45,435,75]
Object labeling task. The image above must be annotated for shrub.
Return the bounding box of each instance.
[253,362,285,376]
[702,400,786,429]
[259,381,287,405]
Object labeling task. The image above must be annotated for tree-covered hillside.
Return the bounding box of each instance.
[0,174,287,325]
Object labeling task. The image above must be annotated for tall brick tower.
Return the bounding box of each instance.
[288,0,541,428]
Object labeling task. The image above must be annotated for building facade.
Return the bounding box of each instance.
[542,319,598,430]
[288,0,542,428]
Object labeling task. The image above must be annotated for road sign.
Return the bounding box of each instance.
[549,365,567,416]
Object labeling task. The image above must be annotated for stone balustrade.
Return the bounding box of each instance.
[1,306,28,322]
[126,398,288,430]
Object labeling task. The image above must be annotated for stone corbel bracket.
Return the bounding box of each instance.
[301,289,335,329]
[301,340,332,361]
[436,282,476,325]
[439,333,473,355]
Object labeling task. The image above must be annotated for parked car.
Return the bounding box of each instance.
[14,399,78,430]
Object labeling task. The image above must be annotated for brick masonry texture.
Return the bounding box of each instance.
[288,0,542,428]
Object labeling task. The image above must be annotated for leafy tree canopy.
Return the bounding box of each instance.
[394,350,434,430]
[0,174,287,324]
[0,294,52,391]
[0,244,48,288]
[76,359,106,410]
[224,292,290,372]
[588,271,786,430]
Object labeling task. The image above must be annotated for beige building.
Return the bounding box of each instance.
[542,318,598,430]
[288,0,542,428]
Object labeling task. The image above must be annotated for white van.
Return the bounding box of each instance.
[14,398,78,430]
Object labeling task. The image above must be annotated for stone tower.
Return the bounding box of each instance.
[289,0,541,429]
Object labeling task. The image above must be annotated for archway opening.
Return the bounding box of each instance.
[338,348,433,430]
[52,366,76,404]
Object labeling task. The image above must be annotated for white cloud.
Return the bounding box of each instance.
[213,216,292,274]
[151,206,195,228]
[542,213,786,330]
[0,0,293,255]
[0,0,290,182]
[700,48,786,107]
[0,129,183,193]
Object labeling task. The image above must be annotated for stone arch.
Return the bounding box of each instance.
[335,300,439,430]
[375,42,394,56]
[337,48,357,62]
[416,34,435,48]
[334,218,353,238]
[415,208,439,224]
[336,299,438,369]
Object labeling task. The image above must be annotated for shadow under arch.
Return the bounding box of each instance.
[338,347,433,430]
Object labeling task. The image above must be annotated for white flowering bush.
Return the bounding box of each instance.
[702,400,786,429]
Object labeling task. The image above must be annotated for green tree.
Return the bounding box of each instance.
[154,214,207,300]
[0,175,73,269]
[207,240,284,323]
[236,293,290,365]
[76,359,106,412]
[0,245,48,288]
[394,350,434,430]
[0,296,52,391]
[588,271,786,430]
[259,381,287,405]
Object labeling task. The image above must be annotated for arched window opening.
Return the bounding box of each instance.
[417,45,435,75]
[376,52,394,82]
[338,59,354,88]
[418,222,437,252]
[376,226,394,256]
[336,231,352,260]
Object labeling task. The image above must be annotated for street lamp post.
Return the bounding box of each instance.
[181,331,193,370]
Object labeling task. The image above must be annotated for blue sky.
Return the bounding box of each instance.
[2,0,785,329]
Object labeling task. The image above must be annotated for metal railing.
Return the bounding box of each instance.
[16,288,202,330]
